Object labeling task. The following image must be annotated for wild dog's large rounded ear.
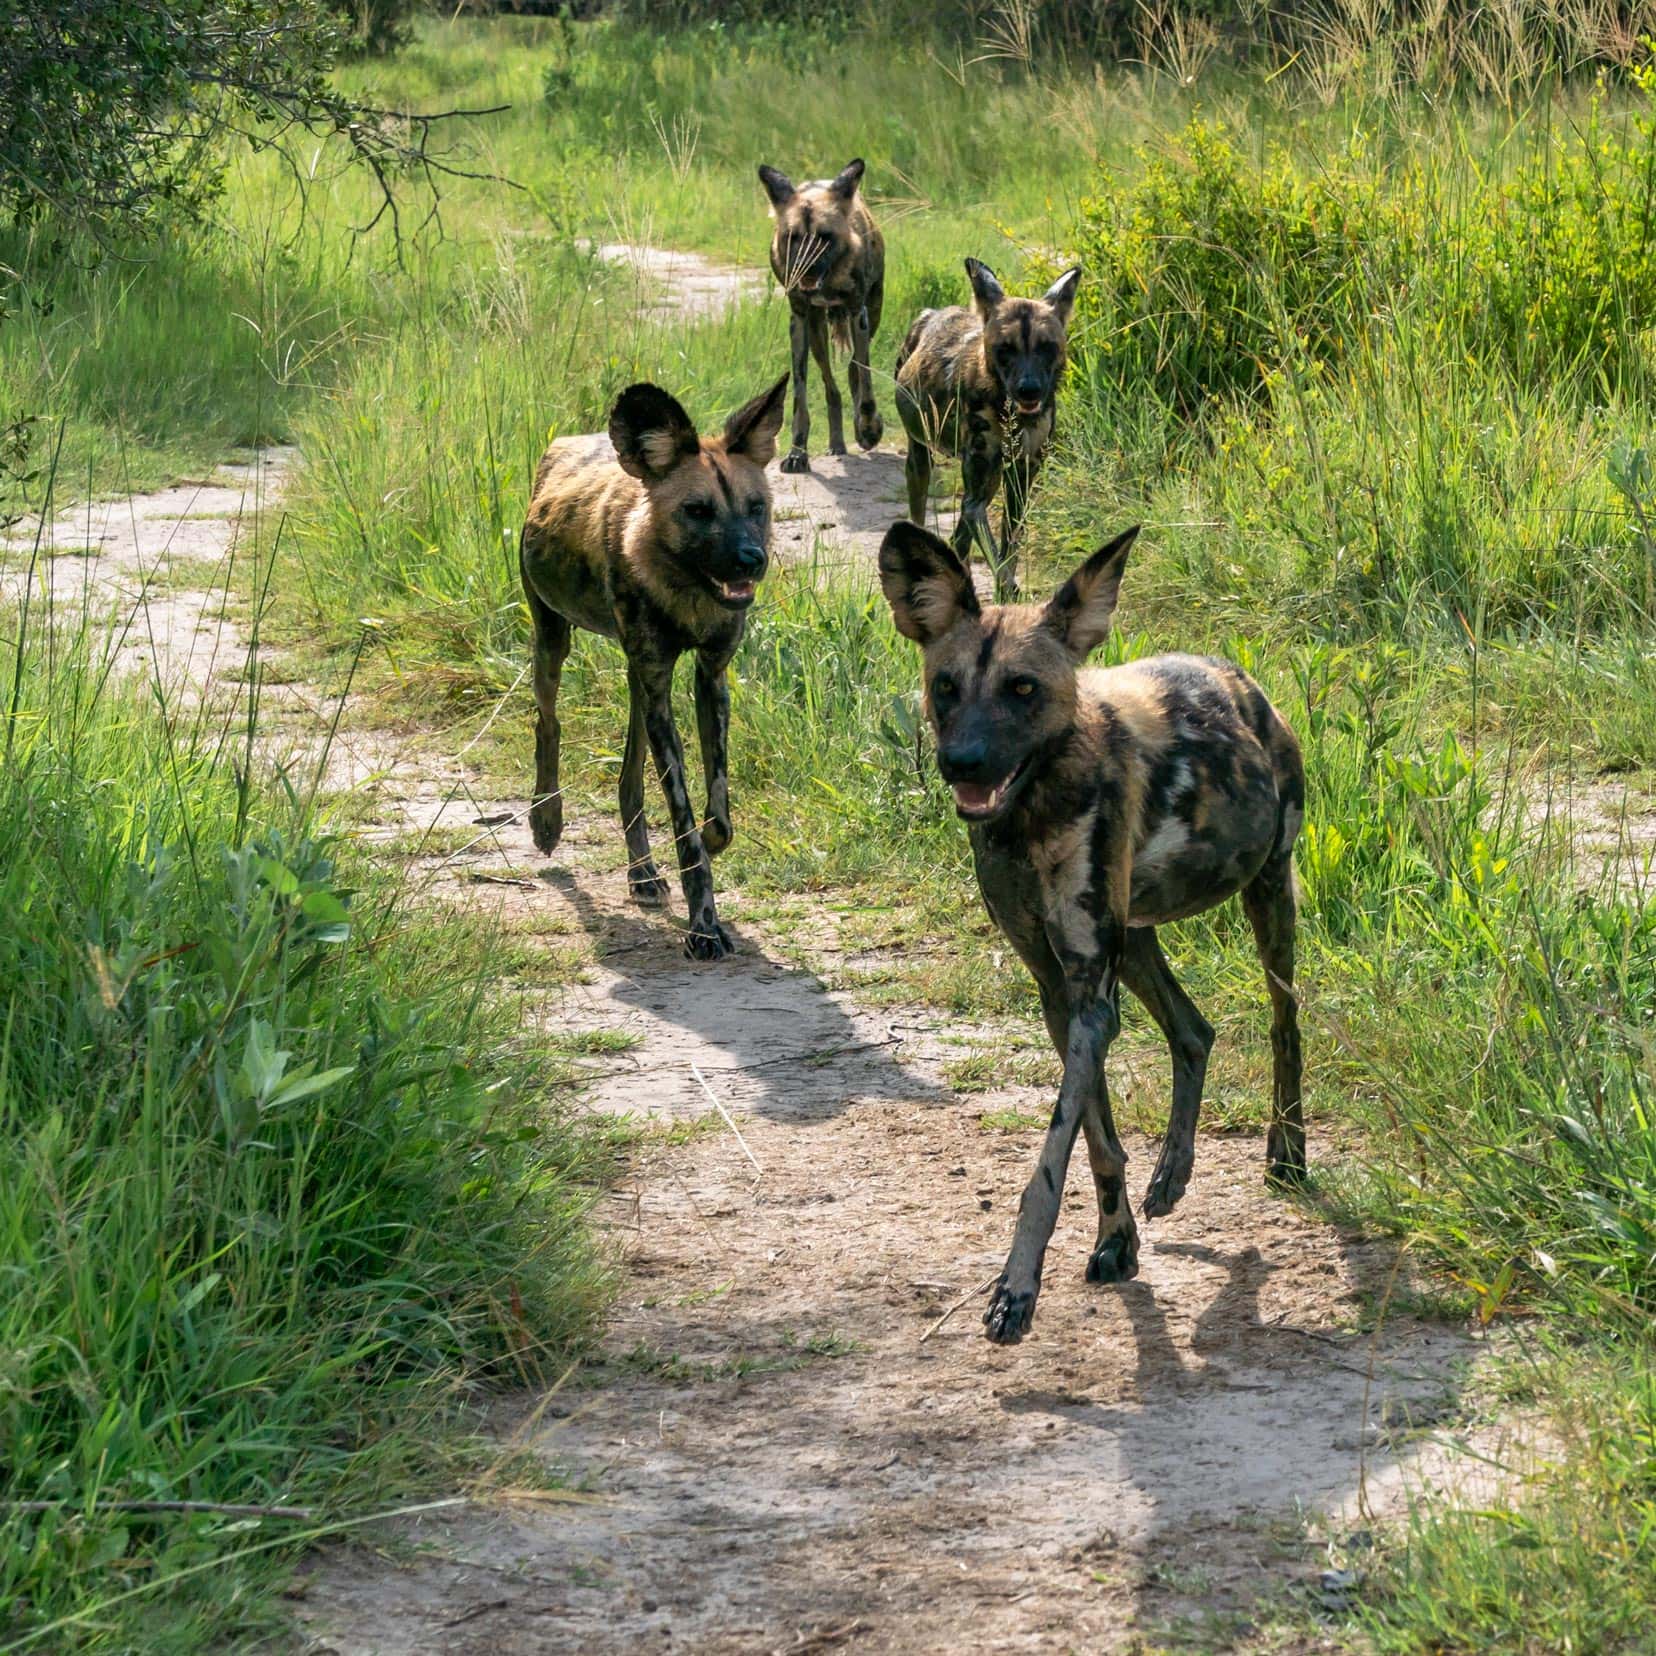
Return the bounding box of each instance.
[878,520,980,646]
[758,164,796,209]
[830,158,866,198]
[1041,524,1138,661]
[610,384,700,482]
[722,373,789,467]
[1042,266,1082,325]
[964,257,1006,321]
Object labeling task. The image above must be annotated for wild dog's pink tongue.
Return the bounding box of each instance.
[952,781,995,811]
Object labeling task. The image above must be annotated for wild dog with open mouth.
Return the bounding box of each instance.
[894,258,1080,600]
[878,520,1307,1344]
[519,375,788,960]
[758,157,885,474]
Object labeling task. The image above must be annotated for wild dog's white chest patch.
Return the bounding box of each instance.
[1033,808,1098,961]
[1013,411,1053,450]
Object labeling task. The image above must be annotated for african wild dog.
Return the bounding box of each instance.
[894,258,1081,600]
[878,520,1307,1344]
[519,375,788,960]
[758,158,885,473]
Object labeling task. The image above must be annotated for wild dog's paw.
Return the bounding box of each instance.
[1265,1126,1309,1189]
[1142,1144,1194,1219]
[1265,1155,1309,1191]
[683,922,735,962]
[982,1276,1037,1345]
[1085,1228,1140,1285]
[779,448,811,474]
[855,407,883,450]
[701,814,733,857]
[529,804,563,855]
[628,865,671,908]
[828,438,848,457]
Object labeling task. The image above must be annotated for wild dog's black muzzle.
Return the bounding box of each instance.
[707,527,768,607]
[938,732,992,783]
[938,715,1030,821]
[1011,372,1049,415]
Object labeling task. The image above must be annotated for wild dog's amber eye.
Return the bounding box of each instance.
[932,674,957,699]
[1008,677,1038,698]
[684,500,717,521]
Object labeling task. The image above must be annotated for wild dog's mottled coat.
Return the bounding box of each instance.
[758,158,885,472]
[519,376,788,959]
[894,258,1080,598]
[878,520,1306,1344]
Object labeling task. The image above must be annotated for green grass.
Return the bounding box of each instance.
[5,9,1656,1649]
[0,554,610,1646]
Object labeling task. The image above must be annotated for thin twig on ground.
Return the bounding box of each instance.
[691,1062,762,1180]
[772,1620,867,1655]
[920,1274,999,1343]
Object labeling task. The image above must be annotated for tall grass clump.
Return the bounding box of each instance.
[0,608,606,1648]
[1047,73,1656,633]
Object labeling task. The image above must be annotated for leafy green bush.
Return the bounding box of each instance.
[1067,119,1397,412]
[1068,86,1656,415]
[1430,75,1656,384]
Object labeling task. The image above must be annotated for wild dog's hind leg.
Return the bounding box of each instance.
[1122,928,1215,1220]
[619,677,669,907]
[808,310,847,457]
[1242,853,1306,1185]
[525,588,572,855]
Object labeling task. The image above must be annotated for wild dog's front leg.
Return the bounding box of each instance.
[1036,977,1138,1283]
[1081,1071,1138,1283]
[985,979,1121,1345]
[525,589,572,855]
[850,304,883,451]
[904,439,932,526]
[693,653,733,857]
[1000,446,1042,594]
[618,686,669,907]
[807,311,847,456]
[633,664,730,960]
[781,306,812,474]
[951,439,1009,599]
[1123,927,1215,1220]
